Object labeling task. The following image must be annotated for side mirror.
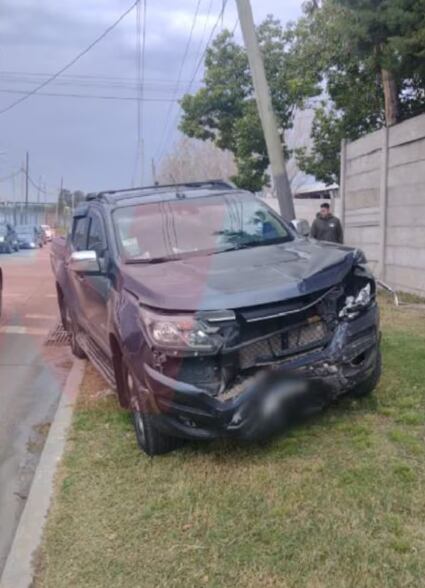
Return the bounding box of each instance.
[68,250,100,274]
[291,218,310,237]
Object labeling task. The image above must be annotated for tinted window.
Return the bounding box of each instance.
[72,217,88,251]
[113,193,293,261]
[87,214,106,255]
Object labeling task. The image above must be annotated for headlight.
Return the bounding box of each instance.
[0,236,4,243]
[30,241,35,247]
[140,307,219,352]
[339,282,373,320]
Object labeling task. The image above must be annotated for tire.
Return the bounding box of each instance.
[64,304,87,359]
[120,358,182,456]
[351,349,381,398]
[57,288,68,331]
[14,244,19,252]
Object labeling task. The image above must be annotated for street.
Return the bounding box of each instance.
[0,246,72,574]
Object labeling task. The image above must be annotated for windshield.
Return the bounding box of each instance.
[113,193,293,262]
[16,225,33,232]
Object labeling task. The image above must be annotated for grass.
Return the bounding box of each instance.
[35,297,425,588]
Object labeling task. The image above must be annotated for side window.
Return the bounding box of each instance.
[72,217,88,251]
[87,214,106,256]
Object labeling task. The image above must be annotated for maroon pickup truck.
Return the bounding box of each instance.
[50,180,381,455]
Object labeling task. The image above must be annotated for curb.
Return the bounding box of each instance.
[0,358,86,588]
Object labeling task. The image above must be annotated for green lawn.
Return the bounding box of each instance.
[35,297,425,588]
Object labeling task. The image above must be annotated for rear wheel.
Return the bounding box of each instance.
[120,359,182,456]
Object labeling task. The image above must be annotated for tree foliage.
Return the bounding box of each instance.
[295,0,425,183]
[180,3,424,189]
[180,18,319,191]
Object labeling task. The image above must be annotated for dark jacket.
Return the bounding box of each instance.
[310,213,343,244]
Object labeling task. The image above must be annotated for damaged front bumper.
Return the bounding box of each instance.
[140,304,380,441]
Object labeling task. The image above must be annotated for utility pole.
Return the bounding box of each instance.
[24,151,29,222]
[235,0,295,220]
[56,176,63,228]
[151,158,158,185]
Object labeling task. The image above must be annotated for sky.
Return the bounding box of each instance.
[0,0,303,202]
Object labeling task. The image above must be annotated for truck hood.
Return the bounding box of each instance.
[122,239,360,311]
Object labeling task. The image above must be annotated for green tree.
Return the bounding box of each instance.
[180,18,319,191]
[295,0,425,183]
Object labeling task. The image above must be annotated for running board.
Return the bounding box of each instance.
[76,332,116,389]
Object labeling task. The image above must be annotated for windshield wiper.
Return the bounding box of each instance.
[210,239,288,255]
[125,255,183,265]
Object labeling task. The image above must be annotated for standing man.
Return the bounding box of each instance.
[310,202,344,244]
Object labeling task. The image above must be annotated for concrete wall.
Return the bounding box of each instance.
[340,112,425,297]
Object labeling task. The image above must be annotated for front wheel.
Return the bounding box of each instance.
[351,350,381,398]
[120,359,182,456]
[64,304,86,359]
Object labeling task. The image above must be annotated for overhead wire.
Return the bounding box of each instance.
[154,0,203,163]
[132,0,147,187]
[0,88,178,102]
[156,0,229,167]
[0,0,140,115]
[0,71,199,90]
[0,169,21,183]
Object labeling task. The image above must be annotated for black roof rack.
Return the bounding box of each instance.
[86,179,236,202]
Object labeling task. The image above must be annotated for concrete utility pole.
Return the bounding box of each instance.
[56,176,63,227]
[235,0,295,220]
[24,151,29,221]
[151,158,158,185]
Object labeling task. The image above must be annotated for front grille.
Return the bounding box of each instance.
[239,320,327,369]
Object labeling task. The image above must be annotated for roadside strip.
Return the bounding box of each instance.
[0,359,86,588]
[0,326,49,336]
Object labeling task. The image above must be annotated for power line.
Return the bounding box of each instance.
[0,0,140,116]
[132,0,147,186]
[140,0,147,184]
[0,88,179,102]
[0,77,201,95]
[187,0,228,94]
[154,0,203,162]
[157,0,229,166]
[0,71,200,86]
[0,169,21,183]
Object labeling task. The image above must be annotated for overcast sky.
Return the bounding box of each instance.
[0,0,303,201]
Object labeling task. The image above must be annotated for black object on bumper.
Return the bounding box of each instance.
[142,304,380,441]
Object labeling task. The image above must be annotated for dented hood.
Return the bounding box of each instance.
[122,239,359,311]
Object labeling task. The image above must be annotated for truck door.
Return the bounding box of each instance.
[67,215,90,329]
[78,210,111,353]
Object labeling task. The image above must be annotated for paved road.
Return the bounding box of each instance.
[0,246,72,574]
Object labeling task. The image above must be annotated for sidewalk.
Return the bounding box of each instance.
[0,359,85,588]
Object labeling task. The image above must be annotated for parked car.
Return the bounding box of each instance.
[51,180,381,455]
[15,225,44,249]
[40,224,54,242]
[0,223,19,253]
